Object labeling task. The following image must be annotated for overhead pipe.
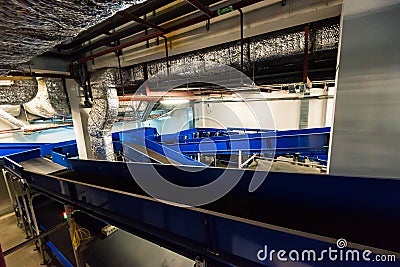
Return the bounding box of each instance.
[186,0,213,17]
[3,72,72,79]
[57,0,175,50]
[303,24,310,84]
[78,31,164,64]
[145,84,194,97]
[77,0,264,64]
[116,11,166,33]
[72,0,220,56]
[0,108,71,132]
[163,36,170,70]
[238,8,244,72]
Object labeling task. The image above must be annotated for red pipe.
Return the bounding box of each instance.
[77,0,263,64]
[119,95,196,101]
[116,11,166,33]
[119,95,161,101]
[78,31,164,63]
[0,124,73,135]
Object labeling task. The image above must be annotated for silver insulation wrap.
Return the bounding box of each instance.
[0,0,147,68]
[124,20,340,83]
[0,105,21,117]
[0,79,38,105]
[0,108,26,129]
[24,78,60,118]
[45,78,71,116]
[314,24,340,51]
[250,31,305,62]
[88,68,119,161]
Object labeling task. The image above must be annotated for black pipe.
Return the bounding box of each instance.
[117,52,125,96]
[57,0,174,50]
[303,24,310,83]
[70,0,220,57]
[163,36,170,69]
[6,71,72,79]
[238,9,244,72]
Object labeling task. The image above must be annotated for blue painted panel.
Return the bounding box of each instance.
[4,148,41,175]
[26,166,399,267]
[46,241,74,267]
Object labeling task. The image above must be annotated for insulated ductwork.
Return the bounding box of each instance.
[0,79,38,105]
[24,78,70,118]
[46,78,71,116]
[88,68,119,161]
[0,105,21,117]
[0,108,27,129]
[0,0,148,69]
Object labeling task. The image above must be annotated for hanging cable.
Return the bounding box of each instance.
[70,220,91,250]
[116,50,125,96]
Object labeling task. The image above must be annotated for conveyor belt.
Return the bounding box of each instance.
[32,160,400,254]
[125,142,180,165]
[20,158,66,175]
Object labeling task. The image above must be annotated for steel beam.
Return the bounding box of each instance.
[186,0,213,17]
[116,11,166,33]
[77,0,264,64]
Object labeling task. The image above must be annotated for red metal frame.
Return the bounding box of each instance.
[116,11,165,33]
[186,0,213,17]
[77,0,263,64]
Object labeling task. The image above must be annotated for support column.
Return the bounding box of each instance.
[329,1,400,177]
[65,79,91,159]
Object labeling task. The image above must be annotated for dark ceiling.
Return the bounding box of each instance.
[0,0,149,70]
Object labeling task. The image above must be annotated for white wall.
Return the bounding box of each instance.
[144,108,192,135]
[308,88,327,128]
[194,89,334,131]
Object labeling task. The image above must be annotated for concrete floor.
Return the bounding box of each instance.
[0,213,43,267]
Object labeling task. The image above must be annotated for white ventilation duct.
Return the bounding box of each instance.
[24,78,70,118]
[0,105,20,117]
[88,68,119,161]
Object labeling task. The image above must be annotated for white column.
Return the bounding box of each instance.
[65,79,91,159]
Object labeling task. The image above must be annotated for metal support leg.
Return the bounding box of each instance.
[8,175,23,228]
[195,257,206,267]
[21,193,33,238]
[2,169,14,208]
[60,181,82,267]
[238,150,242,168]
[26,189,46,264]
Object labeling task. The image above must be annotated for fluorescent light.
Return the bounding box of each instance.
[160,99,190,105]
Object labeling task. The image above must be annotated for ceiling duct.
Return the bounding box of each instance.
[0,105,20,117]
[46,78,71,116]
[0,79,38,105]
[0,0,147,69]
[24,78,70,118]
[88,68,119,161]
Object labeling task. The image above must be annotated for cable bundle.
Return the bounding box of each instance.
[71,220,91,249]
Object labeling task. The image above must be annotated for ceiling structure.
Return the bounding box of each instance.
[0,0,148,71]
[0,0,342,88]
